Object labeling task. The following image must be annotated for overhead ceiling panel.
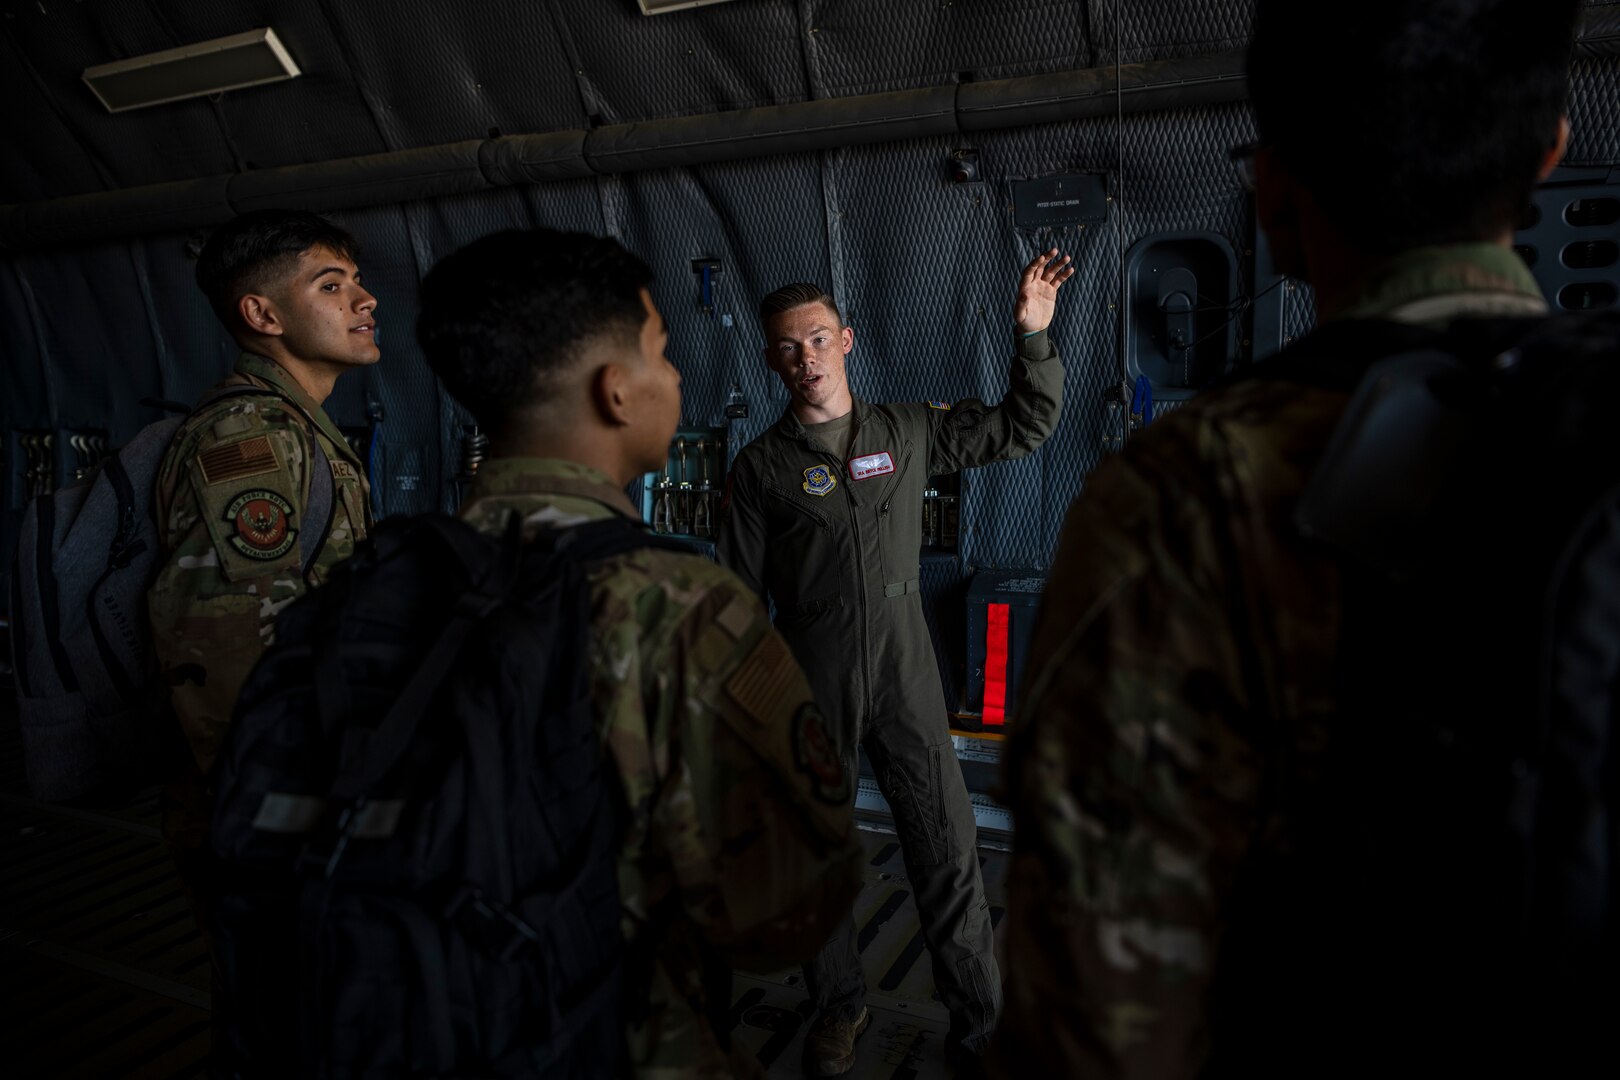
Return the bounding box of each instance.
[804,0,1091,98]
[307,0,587,149]
[0,0,238,194]
[0,33,107,203]
[553,0,808,124]
[152,0,393,173]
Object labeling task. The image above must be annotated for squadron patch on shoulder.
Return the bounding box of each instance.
[224,489,297,560]
[927,400,952,410]
[802,464,837,497]
[793,704,849,805]
[198,435,279,486]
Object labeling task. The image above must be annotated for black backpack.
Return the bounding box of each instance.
[1214,311,1620,1074]
[210,511,683,1079]
[8,386,333,803]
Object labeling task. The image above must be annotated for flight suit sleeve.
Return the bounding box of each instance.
[713,453,771,601]
[992,418,1262,1080]
[647,573,862,973]
[927,327,1065,475]
[148,402,318,774]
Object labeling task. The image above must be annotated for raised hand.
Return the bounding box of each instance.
[1015,248,1076,335]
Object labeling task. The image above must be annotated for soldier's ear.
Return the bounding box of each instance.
[239,293,284,337]
[593,362,632,427]
[840,325,854,355]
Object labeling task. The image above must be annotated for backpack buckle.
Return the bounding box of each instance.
[445,884,544,962]
[303,797,366,879]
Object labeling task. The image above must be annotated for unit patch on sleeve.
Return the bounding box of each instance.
[224,490,297,560]
[793,704,850,805]
[802,464,838,497]
[329,459,358,482]
[848,451,896,481]
[198,435,280,486]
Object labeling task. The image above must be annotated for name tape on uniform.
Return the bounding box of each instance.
[848,451,896,482]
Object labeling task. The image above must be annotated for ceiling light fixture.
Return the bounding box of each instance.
[82,28,300,114]
[638,0,744,15]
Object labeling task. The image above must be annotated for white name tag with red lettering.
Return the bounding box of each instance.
[848,451,896,481]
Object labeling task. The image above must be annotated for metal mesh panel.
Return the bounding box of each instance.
[607,157,834,447]
[313,0,585,150]
[553,0,809,124]
[1092,0,1254,66]
[0,2,238,193]
[157,0,394,168]
[821,103,1258,569]
[1566,56,1620,167]
[804,0,1091,98]
[0,33,106,202]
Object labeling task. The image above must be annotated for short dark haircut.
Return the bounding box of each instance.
[195,209,359,329]
[1248,0,1581,255]
[416,229,654,438]
[760,283,842,328]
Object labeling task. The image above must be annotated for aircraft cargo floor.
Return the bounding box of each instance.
[0,708,1004,1079]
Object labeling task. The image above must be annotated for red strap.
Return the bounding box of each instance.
[983,602,1010,726]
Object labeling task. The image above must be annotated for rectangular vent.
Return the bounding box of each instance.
[83,28,299,113]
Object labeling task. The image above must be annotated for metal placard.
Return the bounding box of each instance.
[1012,174,1109,228]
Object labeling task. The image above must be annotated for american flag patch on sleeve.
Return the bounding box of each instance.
[198,435,280,486]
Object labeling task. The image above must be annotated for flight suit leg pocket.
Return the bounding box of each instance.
[880,744,955,868]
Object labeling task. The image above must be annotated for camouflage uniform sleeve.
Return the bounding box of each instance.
[993,414,1263,1080]
[927,327,1065,475]
[640,569,862,973]
[148,397,318,773]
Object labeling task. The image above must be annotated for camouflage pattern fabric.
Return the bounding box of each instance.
[993,244,1547,1078]
[149,352,372,777]
[462,457,862,1080]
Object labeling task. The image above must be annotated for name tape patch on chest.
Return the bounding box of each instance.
[848,451,896,482]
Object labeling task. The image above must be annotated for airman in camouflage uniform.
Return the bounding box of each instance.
[460,457,862,1078]
[994,0,1579,1074]
[147,210,379,942]
[150,352,371,775]
[417,227,861,1078]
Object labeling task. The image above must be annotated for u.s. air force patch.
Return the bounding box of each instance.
[225,490,296,560]
[802,464,837,497]
[793,704,849,805]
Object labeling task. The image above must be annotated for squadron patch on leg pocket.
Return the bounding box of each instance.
[793,704,849,805]
[225,490,297,560]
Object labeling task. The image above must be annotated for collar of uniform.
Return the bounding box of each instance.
[232,352,364,467]
[468,457,641,521]
[776,396,872,448]
[1328,243,1547,325]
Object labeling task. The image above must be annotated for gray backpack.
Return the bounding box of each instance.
[8,386,333,802]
